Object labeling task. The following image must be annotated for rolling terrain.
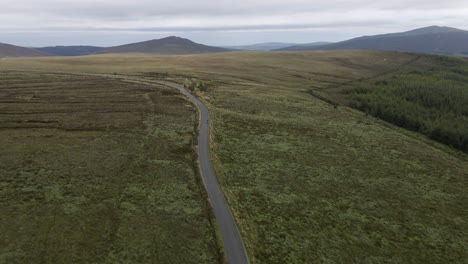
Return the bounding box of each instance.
[273,41,330,51]
[222,42,297,51]
[0,43,48,57]
[96,36,229,55]
[0,71,219,263]
[225,42,330,51]
[1,51,467,263]
[35,46,104,56]
[278,26,468,55]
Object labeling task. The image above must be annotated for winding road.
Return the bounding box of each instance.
[158,81,250,264]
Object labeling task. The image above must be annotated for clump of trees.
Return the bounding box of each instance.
[183,78,207,92]
[347,65,468,152]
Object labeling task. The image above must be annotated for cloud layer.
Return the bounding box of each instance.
[1,0,467,46]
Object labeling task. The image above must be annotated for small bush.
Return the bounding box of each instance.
[184,78,208,92]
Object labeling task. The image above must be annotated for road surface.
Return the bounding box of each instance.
[158,81,250,264]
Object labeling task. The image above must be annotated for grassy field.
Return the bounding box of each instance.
[1,51,467,263]
[0,71,219,263]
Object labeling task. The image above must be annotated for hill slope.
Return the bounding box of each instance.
[97,36,229,55]
[222,42,298,51]
[274,42,331,51]
[279,26,468,54]
[0,43,48,57]
[36,46,104,56]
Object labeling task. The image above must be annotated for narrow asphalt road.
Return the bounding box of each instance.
[157,81,250,264]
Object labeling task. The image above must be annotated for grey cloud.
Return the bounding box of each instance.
[2,0,468,18]
[0,0,467,46]
[2,19,397,32]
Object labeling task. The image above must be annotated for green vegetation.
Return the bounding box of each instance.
[347,59,468,152]
[0,51,467,263]
[184,78,208,92]
[193,58,468,263]
[0,71,218,263]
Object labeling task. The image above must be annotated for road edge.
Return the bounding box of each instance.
[158,81,250,264]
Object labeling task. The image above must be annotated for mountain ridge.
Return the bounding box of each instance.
[222,42,299,51]
[276,26,468,54]
[0,42,49,57]
[96,36,230,55]
[35,46,104,56]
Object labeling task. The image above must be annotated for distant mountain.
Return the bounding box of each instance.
[36,46,104,56]
[96,36,230,55]
[0,42,48,57]
[222,42,299,51]
[278,26,468,55]
[274,42,332,51]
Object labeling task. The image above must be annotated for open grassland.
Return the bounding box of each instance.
[1,51,467,263]
[0,71,218,263]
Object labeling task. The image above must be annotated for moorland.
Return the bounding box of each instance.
[0,50,467,263]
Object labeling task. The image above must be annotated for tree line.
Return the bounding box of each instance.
[347,64,468,153]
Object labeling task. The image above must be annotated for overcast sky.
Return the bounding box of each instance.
[1,0,467,47]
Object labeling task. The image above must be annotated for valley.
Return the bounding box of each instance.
[1,50,466,263]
